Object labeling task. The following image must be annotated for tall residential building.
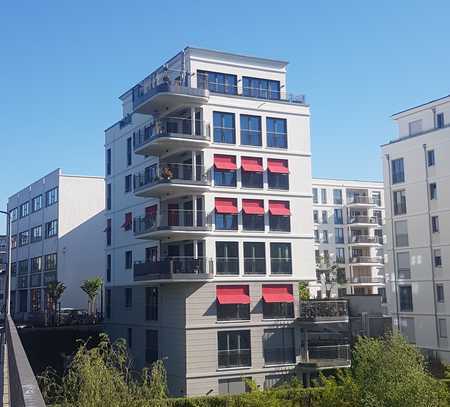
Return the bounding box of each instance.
[312,179,385,299]
[7,169,105,320]
[382,95,450,362]
[104,47,317,396]
[0,235,7,312]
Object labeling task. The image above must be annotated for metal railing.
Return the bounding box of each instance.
[299,300,349,322]
[215,257,239,275]
[350,235,382,244]
[350,256,384,264]
[218,349,251,369]
[350,275,385,284]
[306,344,351,366]
[348,216,378,225]
[243,258,266,275]
[134,257,213,279]
[270,258,293,275]
[347,196,375,205]
[264,347,296,365]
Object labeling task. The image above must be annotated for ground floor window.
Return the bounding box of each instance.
[218,377,251,395]
[145,329,158,364]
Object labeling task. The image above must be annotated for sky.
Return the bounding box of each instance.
[1,0,450,233]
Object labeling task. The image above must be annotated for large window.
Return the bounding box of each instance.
[334,209,343,224]
[393,190,407,215]
[391,158,405,184]
[125,288,133,308]
[31,256,42,273]
[106,148,111,175]
[333,189,343,204]
[397,252,411,279]
[125,250,133,269]
[395,220,409,247]
[270,243,292,275]
[263,328,295,365]
[145,330,159,364]
[31,225,42,243]
[269,201,291,232]
[437,113,445,129]
[145,287,158,321]
[241,157,263,188]
[20,202,30,218]
[312,188,318,204]
[214,155,237,187]
[429,183,438,200]
[215,198,238,230]
[242,199,264,231]
[240,115,262,146]
[45,220,58,238]
[216,242,239,275]
[31,195,42,212]
[213,112,235,144]
[217,286,250,322]
[336,248,345,264]
[218,330,251,368]
[335,228,344,244]
[244,242,266,275]
[19,231,29,246]
[44,253,57,271]
[267,118,287,148]
[198,70,237,95]
[267,159,289,190]
[45,187,58,206]
[399,285,413,312]
[18,260,28,274]
[242,77,280,100]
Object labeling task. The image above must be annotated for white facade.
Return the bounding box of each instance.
[311,179,385,298]
[382,95,450,362]
[105,47,314,396]
[7,169,105,319]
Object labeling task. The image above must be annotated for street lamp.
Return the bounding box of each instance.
[0,210,12,317]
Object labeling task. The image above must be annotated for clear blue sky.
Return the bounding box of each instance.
[1,1,450,232]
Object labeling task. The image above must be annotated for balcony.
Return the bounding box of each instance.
[349,275,385,284]
[298,300,349,324]
[134,257,213,282]
[134,164,211,198]
[348,216,379,227]
[349,235,382,246]
[132,82,209,115]
[134,209,211,241]
[347,196,376,207]
[134,117,210,156]
[298,345,351,369]
[350,256,384,266]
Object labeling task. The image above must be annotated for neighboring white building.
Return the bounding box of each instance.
[382,95,450,362]
[7,169,105,320]
[104,47,319,396]
[311,179,385,299]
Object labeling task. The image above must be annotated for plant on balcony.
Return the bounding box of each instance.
[81,277,103,321]
[298,281,310,301]
[47,281,66,326]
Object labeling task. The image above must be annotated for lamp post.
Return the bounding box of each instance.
[0,210,12,317]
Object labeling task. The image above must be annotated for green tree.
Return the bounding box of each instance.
[298,282,310,301]
[80,277,103,318]
[47,281,66,326]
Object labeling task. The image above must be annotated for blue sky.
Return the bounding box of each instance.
[1,1,450,232]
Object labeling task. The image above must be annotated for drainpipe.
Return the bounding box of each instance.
[422,143,441,349]
[385,154,401,331]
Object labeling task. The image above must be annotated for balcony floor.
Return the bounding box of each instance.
[135,226,211,242]
[134,134,210,156]
[134,180,211,198]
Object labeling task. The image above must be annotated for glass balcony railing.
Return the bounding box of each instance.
[306,345,351,367]
[350,235,382,244]
[350,256,384,264]
[215,257,240,275]
[264,347,296,365]
[244,258,266,275]
[298,300,349,322]
[350,275,385,284]
[218,349,252,369]
[134,257,213,280]
[348,216,378,225]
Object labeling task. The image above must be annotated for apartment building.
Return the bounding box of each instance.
[312,179,385,299]
[0,235,7,312]
[104,47,320,396]
[7,169,105,320]
[382,95,450,362]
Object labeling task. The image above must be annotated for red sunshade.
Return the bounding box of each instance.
[214,154,237,170]
[241,156,263,172]
[217,286,250,304]
[269,201,291,216]
[242,199,264,215]
[267,159,289,174]
[262,285,294,303]
[215,198,238,214]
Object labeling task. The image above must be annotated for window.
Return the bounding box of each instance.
[11,235,17,249]
[267,118,287,148]
[393,190,407,215]
[106,289,111,319]
[145,330,158,364]
[31,195,42,212]
[336,247,345,264]
[243,76,280,100]
[430,183,437,200]
[242,199,264,231]
[270,243,292,275]
[125,251,133,269]
[314,230,319,242]
[219,378,250,395]
[436,113,445,129]
[30,225,42,243]
[45,187,58,206]
[216,286,250,321]
[11,262,17,276]
[214,154,237,187]
[19,290,28,313]
[45,220,58,238]
[322,230,328,243]
[378,287,387,303]
[427,150,435,166]
[106,254,111,282]
[321,211,328,224]
[262,285,294,319]
[397,252,411,279]
[18,259,28,274]
[216,242,239,275]
[372,191,382,206]
[106,219,112,246]
[44,253,57,270]
[30,274,41,288]
[267,159,289,190]
[197,70,237,95]
[241,157,263,188]
[10,207,18,222]
[436,284,445,303]
[125,287,133,308]
[19,231,29,246]
[215,198,238,230]
[106,148,112,175]
[30,289,40,310]
[408,119,422,136]
[400,317,415,343]
[145,287,158,321]
[269,201,291,232]
[334,209,343,224]
[122,212,133,231]
[399,285,413,312]
[321,189,327,204]
[218,330,251,368]
[395,220,409,247]
[244,242,266,275]
[31,257,42,273]
[20,202,30,218]
[391,158,405,184]
[127,327,133,349]
[213,111,235,144]
[333,189,343,204]
[126,137,132,166]
[432,216,440,233]
[439,319,448,338]
[313,210,319,223]
[125,175,132,193]
[335,228,344,244]
[312,188,318,204]
[240,115,261,146]
[263,328,295,365]
[106,184,111,210]
[434,249,442,267]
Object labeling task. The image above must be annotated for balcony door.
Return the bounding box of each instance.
[168,203,179,226]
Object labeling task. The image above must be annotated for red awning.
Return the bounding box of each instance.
[215,198,238,214]
[214,154,237,170]
[242,199,264,215]
[262,285,294,303]
[269,201,291,216]
[267,159,289,174]
[241,156,263,172]
[217,286,250,304]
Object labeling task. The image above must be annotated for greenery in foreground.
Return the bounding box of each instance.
[39,333,450,407]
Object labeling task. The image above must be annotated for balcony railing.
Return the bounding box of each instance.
[350,275,385,284]
[350,256,384,264]
[264,347,296,365]
[271,258,293,275]
[244,257,266,275]
[298,300,349,322]
[305,345,351,367]
[348,216,378,225]
[218,349,252,369]
[350,235,382,244]
[216,257,240,275]
[347,196,374,205]
[134,257,213,280]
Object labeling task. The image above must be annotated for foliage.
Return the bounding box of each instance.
[298,281,310,301]
[47,281,66,326]
[80,277,103,316]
